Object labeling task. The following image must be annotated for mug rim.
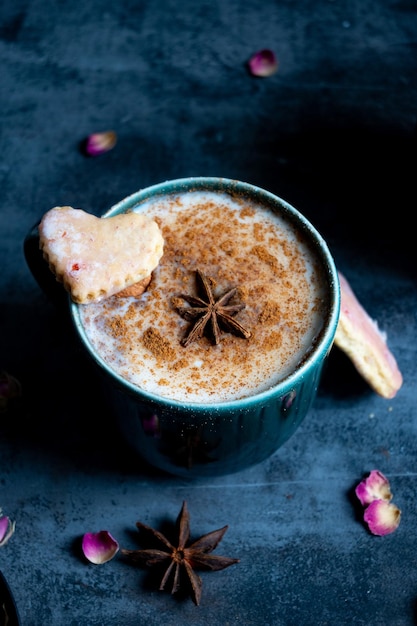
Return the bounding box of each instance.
[70,176,340,412]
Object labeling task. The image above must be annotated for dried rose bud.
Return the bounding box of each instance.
[355,470,393,506]
[82,530,119,564]
[84,131,117,156]
[363,499,401,536]
[247,49,278,77]
[0,370,22,412]
[0,511,16,547]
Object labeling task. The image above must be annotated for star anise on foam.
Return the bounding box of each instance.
[121,500,239,605]
[174,269,251,347]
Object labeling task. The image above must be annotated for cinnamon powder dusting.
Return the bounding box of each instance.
[142,327,176,363]
[79,191,327,403]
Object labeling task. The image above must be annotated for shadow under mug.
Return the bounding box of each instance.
[25,177,340,478]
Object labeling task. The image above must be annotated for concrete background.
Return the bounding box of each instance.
[1,1,416,624]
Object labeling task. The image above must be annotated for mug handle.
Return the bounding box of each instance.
[23,222,68,307]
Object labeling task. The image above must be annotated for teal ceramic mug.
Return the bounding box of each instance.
[25,177,340,478]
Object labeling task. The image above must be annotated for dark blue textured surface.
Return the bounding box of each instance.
[1,1,416,624]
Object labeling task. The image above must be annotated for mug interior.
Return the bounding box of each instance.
[70,177,340,416]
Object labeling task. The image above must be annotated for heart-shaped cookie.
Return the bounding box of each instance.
[38,206,164,304]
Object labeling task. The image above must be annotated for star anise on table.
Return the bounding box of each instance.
[173,269,251,347]
[121,500,240,605]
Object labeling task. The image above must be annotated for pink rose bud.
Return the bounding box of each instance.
[0,511,15,547]
[363,500,401,536]
[82,530,119,564]
[84,131,117,156]
[355,470,392,506]
[247,49,278,77]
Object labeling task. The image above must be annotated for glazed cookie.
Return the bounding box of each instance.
[335,272,403,399]
[38,206,164,303]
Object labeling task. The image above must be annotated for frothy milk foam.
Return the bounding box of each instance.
[79,190,328,403]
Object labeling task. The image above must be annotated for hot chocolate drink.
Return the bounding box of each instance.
[79,188,329,403]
